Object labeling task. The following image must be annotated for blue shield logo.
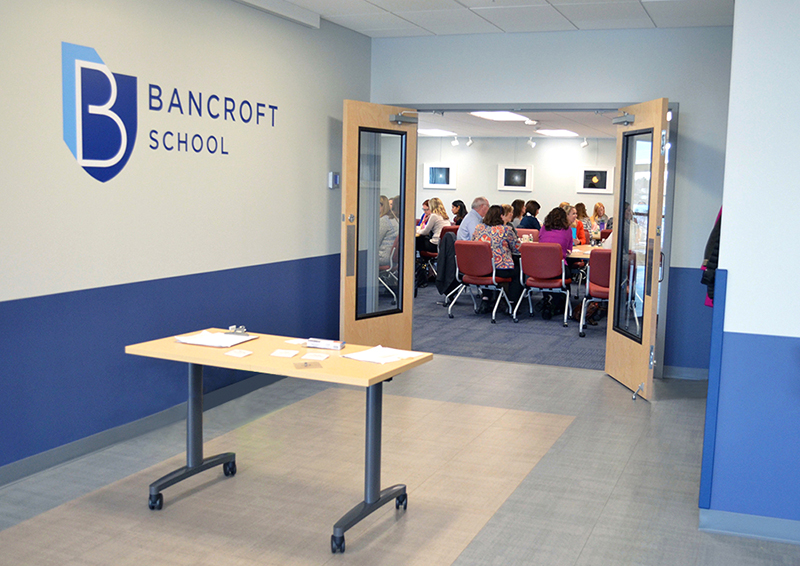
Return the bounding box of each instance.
[62,42,137,182]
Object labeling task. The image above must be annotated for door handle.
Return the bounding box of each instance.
[346,224,356,277]
[659,252,664,282]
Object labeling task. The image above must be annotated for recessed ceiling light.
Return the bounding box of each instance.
[418,128,457,137]
[537,129,579,137]
[470,111,528,122]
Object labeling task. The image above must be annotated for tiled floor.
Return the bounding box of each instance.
[1,355,799,565]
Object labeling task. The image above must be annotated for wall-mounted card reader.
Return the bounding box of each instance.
[328,171,341,189]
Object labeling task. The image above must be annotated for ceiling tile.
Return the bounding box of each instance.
[473,5,577,32]
[458,0,548,6]
[642,0,734,27]
[397,8,503,35]
[326,11,423,32]
[284,0,383,17]
[555,2,656,30]
[369,0,462,11]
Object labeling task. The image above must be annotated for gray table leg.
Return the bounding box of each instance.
[331,382,407,553]
[148,363,236,510]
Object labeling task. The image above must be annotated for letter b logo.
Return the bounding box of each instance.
[62,42,137,182]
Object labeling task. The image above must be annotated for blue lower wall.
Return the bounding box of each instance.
[663,266,714,370]
[709,330,800,522]
[0,254,340,468]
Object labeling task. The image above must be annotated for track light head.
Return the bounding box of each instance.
[466,137,474,147]
[527,137,536,149]
[451,136,459,146]
[580,137,589,149]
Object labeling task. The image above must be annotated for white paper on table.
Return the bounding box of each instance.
[176,330,258,348]
[301,352,329,361]
[342,345,423,364]
[225,349,253,358]
[285,338,307,345]
[271,349,299,358]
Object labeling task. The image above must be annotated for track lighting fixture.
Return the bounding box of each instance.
[466,137,474,147]
[451,136,459,146]
[580,137,589,149]
[527,137,536,149]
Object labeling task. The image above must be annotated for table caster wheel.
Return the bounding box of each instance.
[513,317,519,323]
[579,331,586,337]
[331,534,345,553]
[448,314,454,318]
[223,461,237,477]
[395,493,408,510]
[148,493,163,511]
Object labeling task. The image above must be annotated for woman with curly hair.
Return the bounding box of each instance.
[472,205,523,303]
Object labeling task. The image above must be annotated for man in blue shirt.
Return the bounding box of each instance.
[457,197,489,240]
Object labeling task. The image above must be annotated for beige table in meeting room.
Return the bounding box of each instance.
[125,328,432,554]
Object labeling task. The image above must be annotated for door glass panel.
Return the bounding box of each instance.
[613,130,652,342]
[355,128,405,319]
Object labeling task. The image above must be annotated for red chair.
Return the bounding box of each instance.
[439,225,459,240]
[516,228,539,242]
[513,242,572,326]
[600,228,612,241]
[579,249,611,337]
[448,240,513,323]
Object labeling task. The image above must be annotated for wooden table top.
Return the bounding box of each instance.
[126,329,433,387]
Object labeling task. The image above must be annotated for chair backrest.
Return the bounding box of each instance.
[588,248,611,287]
[440,225,459,240]
[520,242,563,280]
[454,240,493,278]
[389,235,400,268]
[600,228,612,240]
[516,228,539,242]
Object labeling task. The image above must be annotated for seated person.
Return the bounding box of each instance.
[537,207,573,318]
[416,197,450,253]
[518,200,541,230]
[378,195,399,265]
[561,203,586,245]
[511,199,526,228]
[458,196,489,241]
[540,207,573,258]
[451,200,467,225]
[592,202,609,230]
[472,205,523,304]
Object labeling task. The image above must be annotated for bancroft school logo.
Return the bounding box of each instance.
[62,42,137,182]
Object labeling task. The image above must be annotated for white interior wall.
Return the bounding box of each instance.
[0,0,370,302]
[372,26,733,269]
[720,0,800,338]
[417,136,616,221]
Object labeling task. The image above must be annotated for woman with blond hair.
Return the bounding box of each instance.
[591,202,609,230]
[378,195,398,265]
[416,197,450,253]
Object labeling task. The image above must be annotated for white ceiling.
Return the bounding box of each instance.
[265,0,731,138]
[416,109,622,139]
[277,0,734,38]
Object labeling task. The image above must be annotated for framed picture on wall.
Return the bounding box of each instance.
[497,165,533,192]
[423,163,457,189]
[578,168,614,194]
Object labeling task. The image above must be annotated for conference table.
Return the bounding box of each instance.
[125,329,432,553]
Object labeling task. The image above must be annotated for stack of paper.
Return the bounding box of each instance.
[175,330,258,348]
[342,346,422,365]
